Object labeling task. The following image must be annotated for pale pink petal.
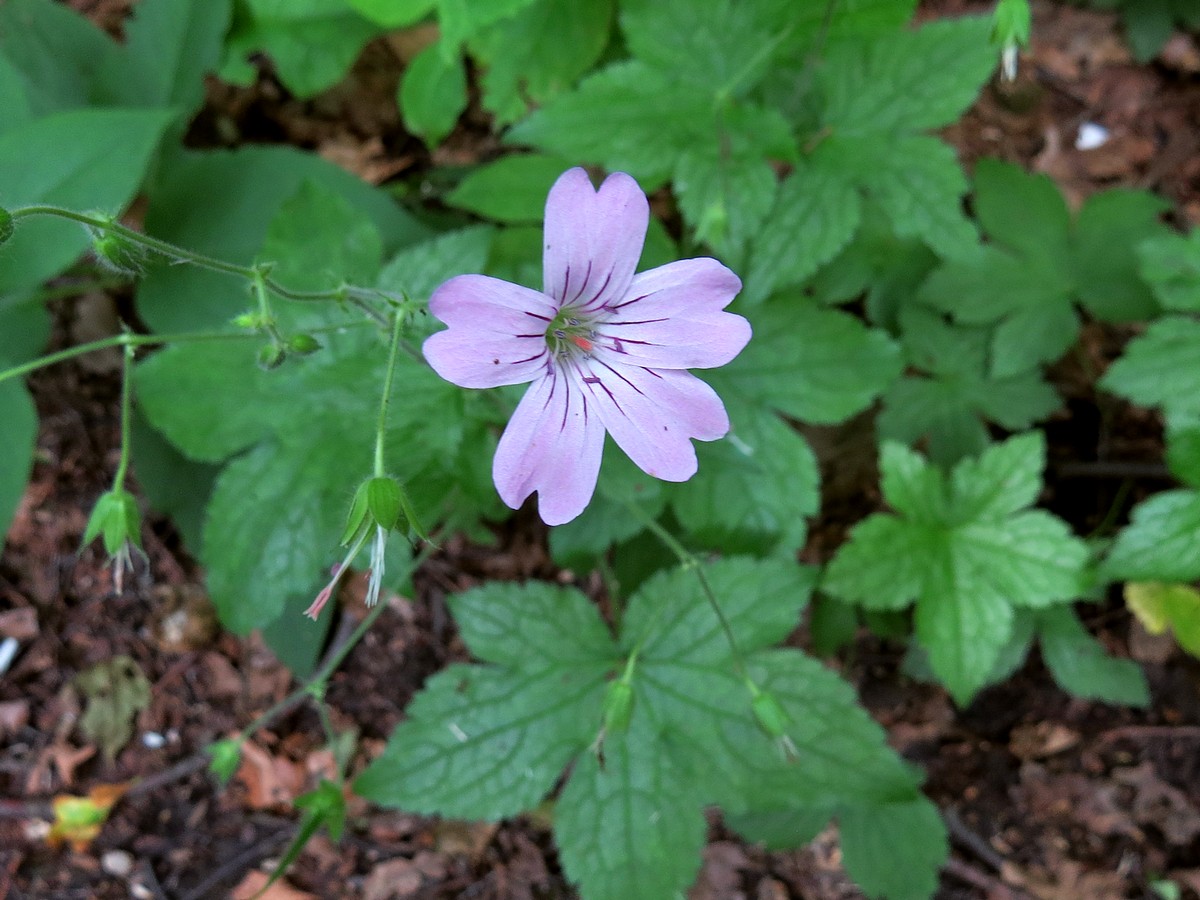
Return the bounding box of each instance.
[542,168,648,313]
[577,363,729,482]
[493,368,605,525]
[594,259,751,369]
[423,275,554,388]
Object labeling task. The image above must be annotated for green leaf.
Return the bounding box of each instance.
[345,0,434,27]
[470,0,614,125]
[825,435,1089,703]
[550,445,666,570]
[227,0,380,98]
[0,372,36,544]
[879,309,1059,466]
[821,16,995,133]
[1166,419,1200,489]
[839,798,948,900]
[1138,229,1200,313]
[354,660,609,819]
[444,154,572,224]
[1103,490,1200,583]
[1100,316,1200,420]
[721,300,902,424]
[450,581,617,670]
[971,158,1071,266]
[506,61,711,185]
[621,558,816,664]
[673,105,791,263]
[619,0,795,97]
[138,146,427,333]
[0,0,119,115]
[1072,188,1169,322]
[436,0,539,52]
[556,722,707,900]
[1037,606,1149,706]
[0,108,172,295]
[858,134,978,260]
[377,225,493,304]
[139,336,463,633]
[259,179,383,292]
[398,41,467,148]
[96,0,232,111]
[670,404,820,556]
[0,54,32,138]
[744,161,861,304]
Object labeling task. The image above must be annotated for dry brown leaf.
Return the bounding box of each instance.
[1009,722,1081,760]
[235,741,304,810]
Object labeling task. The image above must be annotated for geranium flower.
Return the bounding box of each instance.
[422,167,751,525]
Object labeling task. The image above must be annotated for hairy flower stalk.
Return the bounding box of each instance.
[423,167,751,525]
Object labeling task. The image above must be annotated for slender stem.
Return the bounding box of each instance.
[13,205,259,281]
[0,321,372,386]
[112,337,135,489]
[236,541,438,742]
[10,205,390,325]
[374,312,405,477]
[623,502,747,678]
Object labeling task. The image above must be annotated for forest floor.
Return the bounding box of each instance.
[3,1,1200,898]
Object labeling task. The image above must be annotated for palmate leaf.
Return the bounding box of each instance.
[879,308,1060,466]
[360,559,938,898]
[824,435,1089,703]
[719,299,902,425]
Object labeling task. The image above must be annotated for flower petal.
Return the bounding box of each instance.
[423,275,554,388]
[493,367,605,525]
[594,258,751,369]
[542,168,649,313]
[577,362,730,482]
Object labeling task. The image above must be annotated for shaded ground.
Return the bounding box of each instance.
[3,2,1200,898]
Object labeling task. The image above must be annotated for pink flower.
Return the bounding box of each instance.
[422,167,751,525]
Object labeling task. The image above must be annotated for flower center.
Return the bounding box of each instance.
[545,308,597,360]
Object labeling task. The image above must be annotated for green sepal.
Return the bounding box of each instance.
[990,0,1030,47]
[601,678,634,736]
[256,342,286,371]
[0,206,12,245]
[339,479,372,546]
[206,738,243,786]
[89,224,151,276]
[287,333,321,355]
[82,488,142,556]
[749,686,790,738]
[365,475,404,532]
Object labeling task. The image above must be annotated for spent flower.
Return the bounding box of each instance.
[82,487,145,592]
[423,167,751,525]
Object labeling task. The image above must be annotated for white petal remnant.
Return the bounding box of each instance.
[423,168,751,525]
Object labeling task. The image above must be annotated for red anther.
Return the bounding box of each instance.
[570,335,594,352]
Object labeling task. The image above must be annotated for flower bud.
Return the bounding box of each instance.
[207,738,243,785]
[990,0,1030,81]
[82,488,142,557]
[750,688,789,739]
[90,227,151,276]
[601,678,634,735]
[287,333,321,355]
[257,342,286,370]
[0,207,13,246]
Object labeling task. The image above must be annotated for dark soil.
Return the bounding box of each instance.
[3,2,1200,899]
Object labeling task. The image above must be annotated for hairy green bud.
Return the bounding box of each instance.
[257,343,286,370]
[366,476,404,532]
[90,228,151,276]
[82,488,142,556]
[750,688,789,739]
[0,207,13,246]
[287,333,321,355]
